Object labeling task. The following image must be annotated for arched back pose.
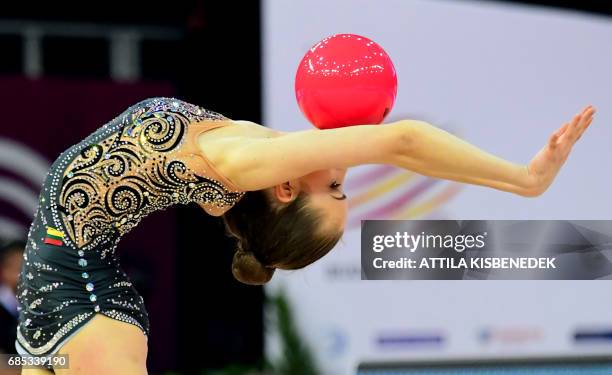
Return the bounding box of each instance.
[16,97,595,374]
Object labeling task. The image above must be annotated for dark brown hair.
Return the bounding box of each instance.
[222,189,343,285]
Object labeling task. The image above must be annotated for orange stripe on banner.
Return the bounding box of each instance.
[348,172,417,207]
[392,183,463,219]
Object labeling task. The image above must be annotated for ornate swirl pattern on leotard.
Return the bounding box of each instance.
[54,98,245,250]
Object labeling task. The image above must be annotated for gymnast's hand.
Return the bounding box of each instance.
[526,104,596,196]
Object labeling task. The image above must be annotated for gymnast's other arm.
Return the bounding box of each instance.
[219,105,596,197]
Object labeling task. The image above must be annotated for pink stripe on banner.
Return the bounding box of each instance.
[346,165,398,189]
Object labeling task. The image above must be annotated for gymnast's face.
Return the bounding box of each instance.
[271,168,348,233]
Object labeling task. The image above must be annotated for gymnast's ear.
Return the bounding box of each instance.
[271,181,299,203]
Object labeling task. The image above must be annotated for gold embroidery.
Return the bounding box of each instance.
[56,98,245,249]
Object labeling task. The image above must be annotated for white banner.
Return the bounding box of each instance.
[262,1,612,374]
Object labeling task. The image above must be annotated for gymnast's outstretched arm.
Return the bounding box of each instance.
[221,105,596,197]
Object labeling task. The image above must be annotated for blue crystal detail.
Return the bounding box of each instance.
[78,250,84,257]
[78,259,88,267]
[86,283,94,292]
[89,294,97,302]
[81,272,89,279]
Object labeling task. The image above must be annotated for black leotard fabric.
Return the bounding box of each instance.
[14,97,245,364]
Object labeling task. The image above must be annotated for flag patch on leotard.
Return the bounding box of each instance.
[44,227,65,246]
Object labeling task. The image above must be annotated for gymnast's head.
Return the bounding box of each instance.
[222,168,348,285]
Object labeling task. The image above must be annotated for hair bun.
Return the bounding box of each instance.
[232,248,275,285]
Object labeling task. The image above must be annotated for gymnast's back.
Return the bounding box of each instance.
[15,97,245,359]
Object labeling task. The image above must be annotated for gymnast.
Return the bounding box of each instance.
[16,97,595,374]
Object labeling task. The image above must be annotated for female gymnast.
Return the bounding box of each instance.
[16,97,595,374]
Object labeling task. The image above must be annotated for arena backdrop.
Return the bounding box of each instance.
[261,0,612,374]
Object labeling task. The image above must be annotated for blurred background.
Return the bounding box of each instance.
[0,1,611,375]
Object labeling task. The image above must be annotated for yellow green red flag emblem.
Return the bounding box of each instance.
[44,226,64,246]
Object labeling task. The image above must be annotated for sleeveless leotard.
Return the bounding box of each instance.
[14,97,245,363]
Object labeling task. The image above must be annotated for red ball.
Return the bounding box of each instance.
[295,33,397,129]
